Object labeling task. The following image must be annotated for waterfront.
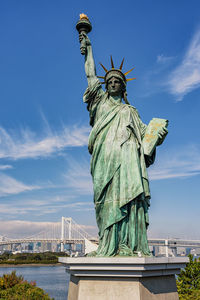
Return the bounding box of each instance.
[0,265,69,300]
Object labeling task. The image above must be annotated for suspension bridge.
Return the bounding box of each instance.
[0,217,98,254]
[0,217,200,256]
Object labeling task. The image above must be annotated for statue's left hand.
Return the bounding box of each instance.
[157,127,168,146]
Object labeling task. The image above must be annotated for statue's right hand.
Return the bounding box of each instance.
[79,32,84,42]
[79,32,91,46]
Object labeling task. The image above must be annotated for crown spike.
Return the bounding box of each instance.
[97,76,105,79]
[100,81,105,84]
[99,63,108,73]
[119,58,125,70]
[110,55,114,69]
[126,77,136,82]
[124,67,135,76]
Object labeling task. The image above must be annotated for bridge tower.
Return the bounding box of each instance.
[61,217,72,252]
[165,239,169,257]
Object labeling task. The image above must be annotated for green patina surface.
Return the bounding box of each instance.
[76,15,168,256]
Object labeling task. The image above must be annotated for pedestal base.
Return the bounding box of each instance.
[59,257,188,300]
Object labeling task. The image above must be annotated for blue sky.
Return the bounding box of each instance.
[0,0,200,239]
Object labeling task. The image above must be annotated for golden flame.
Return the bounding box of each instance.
[79,13,89,20]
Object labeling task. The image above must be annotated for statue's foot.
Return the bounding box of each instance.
[86,251,97,257]
[117,244,133,256]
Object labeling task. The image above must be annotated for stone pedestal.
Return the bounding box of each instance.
[59,256,188,300]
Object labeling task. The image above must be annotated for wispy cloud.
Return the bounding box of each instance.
[0,173,39,197]
[0,124,89,160]
[149,144,200,180]
[0,191,93,219]
[137,54,176,99]
[0,220,97,239]
[64,157,93,195]
[0,165,13,170]
[167,28,200,101]
[157,54,175,64]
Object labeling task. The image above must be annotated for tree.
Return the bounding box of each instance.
[177,254,200,300]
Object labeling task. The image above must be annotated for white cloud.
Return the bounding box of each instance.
[167,29,200,100]
[0,124,89,160]
[0,173,39,197]
[137,54,176,99]
[64,157,93,195]
[149,144,200,180]
[157,54,174,64]
[0,220,97,239]
[0,203,42,216]
[0,165,12,170]
[0,220,59,238]
[0,191,93,220]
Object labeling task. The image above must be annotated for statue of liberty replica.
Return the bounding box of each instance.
[76,14,168,257]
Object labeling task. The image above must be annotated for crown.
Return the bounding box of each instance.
[97,56,136,85]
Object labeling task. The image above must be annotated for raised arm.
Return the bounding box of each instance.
[79,33,98,88]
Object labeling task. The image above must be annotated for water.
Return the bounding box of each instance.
[0,265,69,300]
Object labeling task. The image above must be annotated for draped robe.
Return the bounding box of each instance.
[84,79,155,256]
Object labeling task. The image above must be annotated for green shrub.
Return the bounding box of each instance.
[0,271,52,299]
[179,289,200,300]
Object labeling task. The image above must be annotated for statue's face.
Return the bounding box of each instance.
[107,77,122,96]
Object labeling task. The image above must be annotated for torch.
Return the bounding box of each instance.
[76,13,92,55]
